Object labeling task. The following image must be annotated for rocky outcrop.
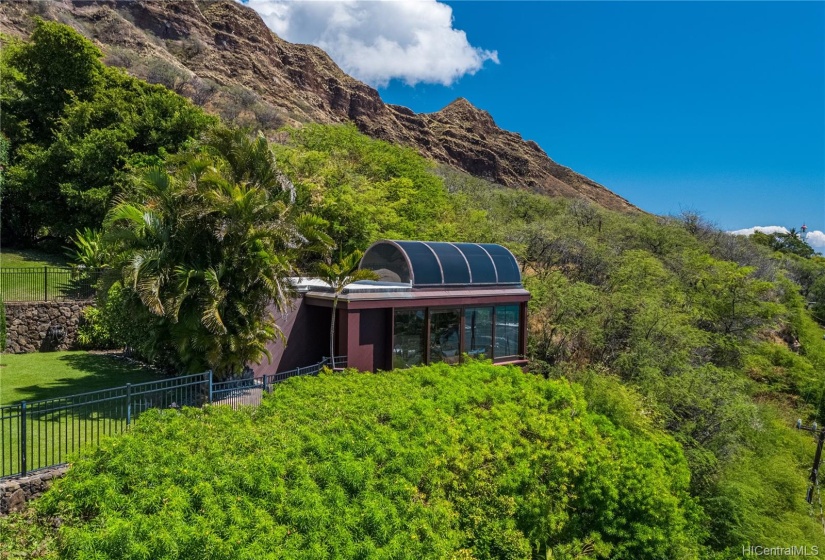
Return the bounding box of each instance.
[0,0,638,213]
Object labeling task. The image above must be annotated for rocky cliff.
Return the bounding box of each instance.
[0,0,638,212]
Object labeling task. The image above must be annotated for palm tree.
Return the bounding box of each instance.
[103,129,331,377]
[316,250,379,370]
[204,127,296,203]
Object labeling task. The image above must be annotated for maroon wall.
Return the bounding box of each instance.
[257,292,528,376]
[341,308,391,372]
[254,296,331,377]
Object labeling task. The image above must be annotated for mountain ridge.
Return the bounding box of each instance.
[0,0,639,213]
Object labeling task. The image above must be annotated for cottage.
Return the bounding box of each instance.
[256,240,530,375]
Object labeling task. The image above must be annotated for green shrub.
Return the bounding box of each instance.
[76,283,154,355]
[38,363,701,559]
[0,509,57,559]
[76,306,114,350]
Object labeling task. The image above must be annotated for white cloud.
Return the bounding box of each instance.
[806,230,825,250]
[728,225,790,237]
[728,225,825,252]
[242,0,499,86]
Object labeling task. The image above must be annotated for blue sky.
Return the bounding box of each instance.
[246,1,824,243]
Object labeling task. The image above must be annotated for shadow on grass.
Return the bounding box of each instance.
[6,354,174,421]
[0,354,204,477]
[0,247,69,268]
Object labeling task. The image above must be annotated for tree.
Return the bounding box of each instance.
[1,21,213,246]
[6,18,103,141]
[273,124,458,255]
[103,130,330,377]
[810,275,825,324]
[777,229,816,258]
[315,250,379,369]
[751,229,815,258]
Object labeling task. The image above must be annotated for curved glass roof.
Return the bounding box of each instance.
[360,240,522,288]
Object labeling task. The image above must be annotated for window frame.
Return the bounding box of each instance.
[391,303,523,367]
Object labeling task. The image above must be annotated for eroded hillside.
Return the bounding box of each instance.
[0,0,638,212]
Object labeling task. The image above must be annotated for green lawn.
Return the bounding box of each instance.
[0,248,95,302]
[0,352,165,477]
[0,248,69,269]
[0,351,163,405]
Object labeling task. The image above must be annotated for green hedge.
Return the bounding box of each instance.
[37,362,701,559]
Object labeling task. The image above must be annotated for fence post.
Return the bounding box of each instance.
[20,401,27,476]
[207,370,213,404]
[43,266,48,302]
[126,383,132,426]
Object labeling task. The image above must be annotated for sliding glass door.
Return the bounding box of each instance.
[393,309,426,369]
[429,309,461,364]
[494,304,520,360]
[464,307,493,360]
[393,304,521,368]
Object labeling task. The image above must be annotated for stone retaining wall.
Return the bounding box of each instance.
[0,466,68,514]
[4,301,90,353]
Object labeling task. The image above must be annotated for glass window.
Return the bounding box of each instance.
[494,305,520,360]
[460,244,498,284]
[481,244,521,284]
[428,243,471,284]
[360,243,410,283]
[430,309,461,364]
[393,309,426,369]
[464,307,493,360]
[395,241,442,285]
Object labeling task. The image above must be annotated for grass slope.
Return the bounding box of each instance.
[0,249,77,302]
[0,249,69,269]
[0,352,165,477]
[0,351,162,405]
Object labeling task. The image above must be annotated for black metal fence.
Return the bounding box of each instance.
[0,267,103,302]
[0,356,346,479]
[211,356,347,409]
[0,372,211,478]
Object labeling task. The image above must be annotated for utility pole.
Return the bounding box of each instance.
[797,419,825,504]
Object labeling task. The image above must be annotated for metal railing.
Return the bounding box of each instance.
[0,372,211,479]
[211,356,347,410]
[0,267,103,302]
[1,356,347,479]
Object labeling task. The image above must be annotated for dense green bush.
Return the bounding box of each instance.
[0,20,214,246]
[75,306,103,350]
[37,363,701,559]
[75,284,142,353]
[73,279,148,353]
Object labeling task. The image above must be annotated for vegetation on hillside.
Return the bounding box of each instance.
[273,124,464,254]
[0,19,213,247]
[21,363,700,559]
[95,128,330,376]
[3,20,825,558]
